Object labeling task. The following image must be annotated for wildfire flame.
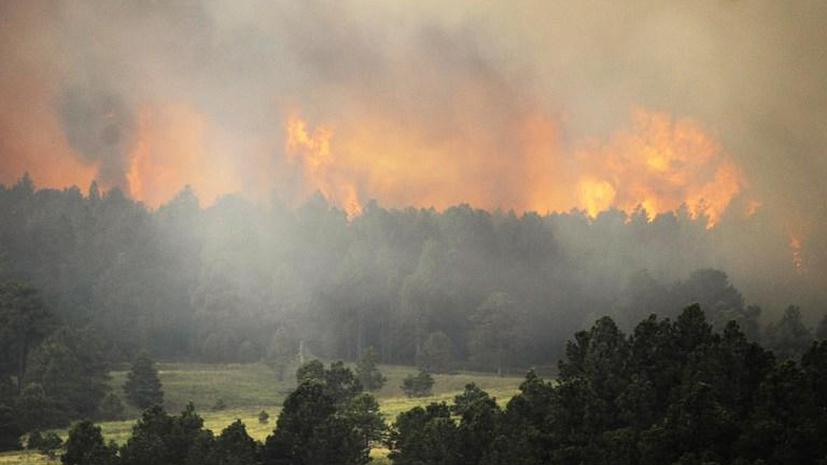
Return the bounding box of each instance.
[285,115,362,218]
[282,108,746,226]
[573,109,745,226]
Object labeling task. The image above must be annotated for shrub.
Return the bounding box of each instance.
[401,371,434,398]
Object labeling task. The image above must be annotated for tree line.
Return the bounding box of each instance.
[39,305,827,465]
[1,175,823,373]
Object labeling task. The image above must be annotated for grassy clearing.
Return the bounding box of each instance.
[2,362,523,464]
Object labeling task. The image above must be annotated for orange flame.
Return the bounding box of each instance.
[574,109,745,226]
[282,108,746,226]
[285,115,362,218]
[127,104,243,207]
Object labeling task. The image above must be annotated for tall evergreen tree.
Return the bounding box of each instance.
[355,347,386,392]
[124,352,163,410]
[0,282,54,393]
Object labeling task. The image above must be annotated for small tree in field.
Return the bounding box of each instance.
[356,347,386,391]
[124,352,163,410]
[401,371,434,398]
[28,431,62,460]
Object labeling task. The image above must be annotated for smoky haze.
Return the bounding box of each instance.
[0,1,825,314]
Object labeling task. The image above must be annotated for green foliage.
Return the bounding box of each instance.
[389,305,827,465]
[62,420,118,465]
[355,347,386,391]
[469,292,516,376]
[16,383,66,432]
[124,352,163,410]
[28,431,63,459]
[0,282,54,391]
[387,402,458,465]
[295,360,325,384]
[25,327,111,423]
[295,360,363,405]
[344,393,386,451]
[263,382,366,465]
[265,360,378,465]
[0,174,821,382]
[419,332,453,374]
[213,420,261,465]
[119,404,204,465]
[401,371,434,398]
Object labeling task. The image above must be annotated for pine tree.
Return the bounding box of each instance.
[61,420,118,465]
[124,352,163,410]
[355,347,386,392]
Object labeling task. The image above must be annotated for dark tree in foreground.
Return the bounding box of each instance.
[213,420,261,465]
[124,352,163,409]
[401,370,434,398]
[355,347,386,392]
[265,361,379,465]
[388,305,827,465]
[263,382,364,465]
[62,420,118,465]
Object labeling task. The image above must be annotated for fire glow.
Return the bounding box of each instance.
[283,108,747,227]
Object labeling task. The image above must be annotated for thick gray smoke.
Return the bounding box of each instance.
[59,86,135,190]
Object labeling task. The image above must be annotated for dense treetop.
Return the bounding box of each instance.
[0,176,821,371]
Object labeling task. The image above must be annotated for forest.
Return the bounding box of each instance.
[1,176,827,464]
[1,175,823,370]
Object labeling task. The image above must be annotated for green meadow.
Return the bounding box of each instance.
[0,363,523,464]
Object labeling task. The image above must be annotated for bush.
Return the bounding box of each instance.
[28,431,62,459]
[212,398,227,411]
[258,410,270,424]
[401,371,434,398]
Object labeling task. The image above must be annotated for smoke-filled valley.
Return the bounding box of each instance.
[2,1,827,464]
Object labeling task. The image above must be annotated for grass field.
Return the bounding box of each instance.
[0,362,524,464]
